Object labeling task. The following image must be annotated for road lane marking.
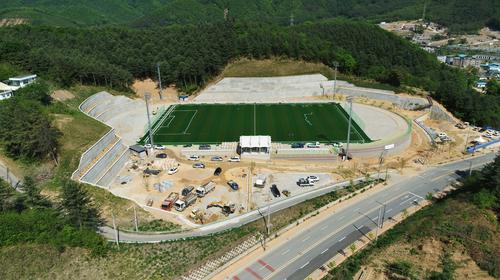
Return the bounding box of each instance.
[321,248,328,254]
[338,236,346,242]
[408,192,425,200]
[321,225,328,230]
[258,259,275,272]
[387,208,393,213]
[338,216,345,220]
[246,267,263,280]
[281,249,290,255]
[300,262,309,269]
[302,236,311,242]
[262,191,425,279]
[354,207,360,211]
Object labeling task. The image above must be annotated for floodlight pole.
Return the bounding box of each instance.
[345,96,353,160]
[157,63,163,100]
[145,92,154,149]
[333,61,339,97]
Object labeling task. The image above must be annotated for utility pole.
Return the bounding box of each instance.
[468,160,473,176]
[156,63,163,100]
[463,123,472,153]
[375,207,382,241]
[345,96,353,160]
[376,201,387,228]
[422,0,427,22]
[333,61,339,97]
[145,92,154,150]
[112,212,119,247]
[377,150,386,181]
[133,206,139,232]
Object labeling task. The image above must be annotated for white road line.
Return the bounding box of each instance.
[408,192,425,200]
[300,262,309,269]
[338,236,346,242]
[321,248,328,254]
[386,208,393,213]
[302,236,310,242]
[321,225,328,230]
[354,207,360,211]
[281,249,290,256]
[338,216,345,220]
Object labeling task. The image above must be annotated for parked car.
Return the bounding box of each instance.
[270,184,280,197]
[156,153,168,159]
[330,142,342,148]
[211,156,223,161]
[183,144,192,147]
[188,155,200,161]
[154,144,166,150]
[306,142,320,148]
[214,167,222,176]
[181,186,194,196]
[306,175,320,183]
[144,143,152,149]
[144,168,161,175]
[227,180,239,191]
[192,163,205,169]
[228,156,240,162]
[199,144,211,150]
[297,178,314,187]
[291,142,305,148]
[167,167,178,175]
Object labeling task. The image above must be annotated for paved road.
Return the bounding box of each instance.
[101,175,371,242]
[230,152,497,280]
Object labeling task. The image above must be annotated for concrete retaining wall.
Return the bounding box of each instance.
[74,129,117,178]
[80,139,127,184]
[96,149,130,187]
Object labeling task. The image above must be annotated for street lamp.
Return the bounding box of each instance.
[156,63,163,100]
[345,96,353,160]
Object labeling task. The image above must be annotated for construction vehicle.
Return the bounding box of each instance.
[181,186,194,196]
[161,192,179,211]
[207,201,236,216]
[282,190,291,197]
[195,181,216,197]
[174,193,197,212]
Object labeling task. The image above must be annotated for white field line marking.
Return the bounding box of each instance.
[300,262,309,269]
[281,249,290,256]
[304,112,313,126]
[164,115,175,128]
[183,110,198,133]
[253,103,256,135]
[146,105,175,142]
[338,236,346,242]
[302,236,311,242]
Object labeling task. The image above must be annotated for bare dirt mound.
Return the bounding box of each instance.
[132,79,179,103]
[51,90,75,101]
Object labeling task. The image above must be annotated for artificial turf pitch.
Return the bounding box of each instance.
[143,103,371,144]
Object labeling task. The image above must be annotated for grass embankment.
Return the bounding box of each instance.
[0,177,380,279]
[324,161,500,280]
[222,58,399,92]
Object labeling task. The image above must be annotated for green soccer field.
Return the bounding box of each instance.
[141,103,371,144]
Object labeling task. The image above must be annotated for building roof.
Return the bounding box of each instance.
[129,144,146,153]
[240,135,271,148]
[0,82,15,91]
[9,74,37,81]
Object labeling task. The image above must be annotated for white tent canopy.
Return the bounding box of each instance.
[240,136,271,154]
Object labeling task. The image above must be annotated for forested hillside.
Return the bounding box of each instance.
[1,20,498,127]
[1,0,498,32]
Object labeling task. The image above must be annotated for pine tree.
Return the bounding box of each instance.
[59,180,101,230]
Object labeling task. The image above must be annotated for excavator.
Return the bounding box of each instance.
[207,201,235,216]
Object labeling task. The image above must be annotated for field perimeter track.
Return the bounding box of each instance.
[142,103,371,144]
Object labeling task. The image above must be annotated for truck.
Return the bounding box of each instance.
[174,193,197,211]
[161,192,179,211]
[254,176,266,188]
[195,181,216,197]
[181,186,194,196]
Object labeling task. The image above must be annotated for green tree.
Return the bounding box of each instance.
[59,180,101,230]
[21,176,51,209]
[13,80,52,105]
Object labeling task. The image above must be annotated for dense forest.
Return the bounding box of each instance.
[1,0,498,33]
[0,20,498,127]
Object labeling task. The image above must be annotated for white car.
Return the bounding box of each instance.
[154,144,166,150]
[306,142,320,148]
[188,155,200,161]
[192,163,205,169]
[167,167,179,175]
[306,175,320,183]
[211,156,223,161]
[228,156,240,162]
[438,132,448,138]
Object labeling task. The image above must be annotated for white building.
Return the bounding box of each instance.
[239,135,271,156]
[8,74,37,90]
[0,82,15,101]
